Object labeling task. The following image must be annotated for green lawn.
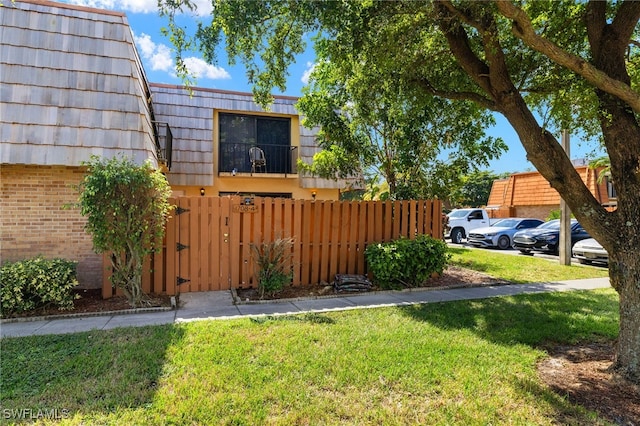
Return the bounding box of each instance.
[448,247,610,283]
[0,249,615,424]
[1,288,619,425]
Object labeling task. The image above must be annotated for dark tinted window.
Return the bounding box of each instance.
[219,113,291,173]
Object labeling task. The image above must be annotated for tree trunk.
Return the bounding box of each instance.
[609,250,640,383]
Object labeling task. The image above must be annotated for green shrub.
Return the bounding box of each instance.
[0,257,79,317]
[365,235,450,289]
[251,238,294,298]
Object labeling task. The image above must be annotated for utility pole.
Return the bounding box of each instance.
[559,130,572,265]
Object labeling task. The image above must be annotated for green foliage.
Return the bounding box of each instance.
[0,257,79,317]
[76,156,173,307]
[296,56,507,201]
[547,209,561,221]
[159,0,640,376]
[250,238,294,298]
[589,155,611,184]
[450,170,511,208]
[546,209,574,221]
[364,235,450,289]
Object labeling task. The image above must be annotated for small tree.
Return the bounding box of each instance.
[77,156,173,307]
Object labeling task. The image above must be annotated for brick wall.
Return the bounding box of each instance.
[1,165,102,288]
[513,205,556,221]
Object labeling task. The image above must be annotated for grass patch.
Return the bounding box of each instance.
[448,247,609,283]
[1,289,619,425]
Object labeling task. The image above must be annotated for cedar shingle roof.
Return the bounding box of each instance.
[488,166,612,207]
[0,0,158,166]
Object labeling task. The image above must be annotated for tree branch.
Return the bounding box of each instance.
[434,2,494,96]
[495,0,640,113]
[411,77,498,111]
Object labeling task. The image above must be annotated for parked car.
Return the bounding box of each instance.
[512,219,591,255]
[572,238,609,265]
[445,208,498,244]
[467,218,545,250]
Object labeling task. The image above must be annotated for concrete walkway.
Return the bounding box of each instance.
[0,277,611,338]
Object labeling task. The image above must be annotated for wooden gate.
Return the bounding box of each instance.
[103,196,442,297]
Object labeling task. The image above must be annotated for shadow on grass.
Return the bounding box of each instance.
[512,376,608,425]
[398,289,618,347]
[0,324,185,420]
[398,290,619,423]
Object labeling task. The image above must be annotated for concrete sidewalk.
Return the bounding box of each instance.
[0,277,611,338]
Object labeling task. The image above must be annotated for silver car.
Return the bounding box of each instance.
[572,238,608,265]
[467,218,544,250]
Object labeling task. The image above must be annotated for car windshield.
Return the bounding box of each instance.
[448,210,471,219]
[491,219,519,228]
[537,219,577,230]
[537,220,560,229]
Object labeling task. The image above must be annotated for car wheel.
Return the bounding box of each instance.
[451,228,464,244]
[497,235,510,250]
[577,258,592,265]
[519,249,533,255]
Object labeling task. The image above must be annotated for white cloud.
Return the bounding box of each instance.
[134,32,230,81]
[301,61,316,84]
[66,0,211,15]
[150,45,174,72]
[183,57,231,80]
[134,33,173,72]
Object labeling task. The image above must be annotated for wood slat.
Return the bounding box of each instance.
[229,196,241,288]
[417,200,425,236]
[339,202,350,274]
[104,197,442,295]
[319,201,331,283]
[189,197,201,292]
[142,256,151,294]
[310,200,323,285]
[219,197,231,290]
[329,200,341,281]
[374,201,384,242]
[164,198,178,296]
[346,202,358,274]
[300,200,312,285]
[392,200,402,239]
[210,197,222,290]
[179,197,192,293]
[241,205,253,288]
[357,201,367,274]
[292,200,303,286]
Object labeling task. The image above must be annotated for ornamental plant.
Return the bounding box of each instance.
[365,235,450,290]
[250,237,294,298]
[0,257,79,317]
[76,156,172,307]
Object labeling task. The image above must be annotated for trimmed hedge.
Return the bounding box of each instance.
[1,257,79,318]
[365,235,450,289]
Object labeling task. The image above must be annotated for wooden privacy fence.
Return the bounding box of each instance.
[103,196,442,297]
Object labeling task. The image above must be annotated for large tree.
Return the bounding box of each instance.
[160,0,640,381]
[296,53,506,200]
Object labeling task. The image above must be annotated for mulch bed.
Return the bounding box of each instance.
[538,342,640,425]
[235,266,510,301]
[2,288,173,319]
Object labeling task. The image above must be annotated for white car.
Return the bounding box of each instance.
[467,218,544,250]
[572,238,608,265]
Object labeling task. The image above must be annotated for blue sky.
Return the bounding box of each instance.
[63,0,602,175]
